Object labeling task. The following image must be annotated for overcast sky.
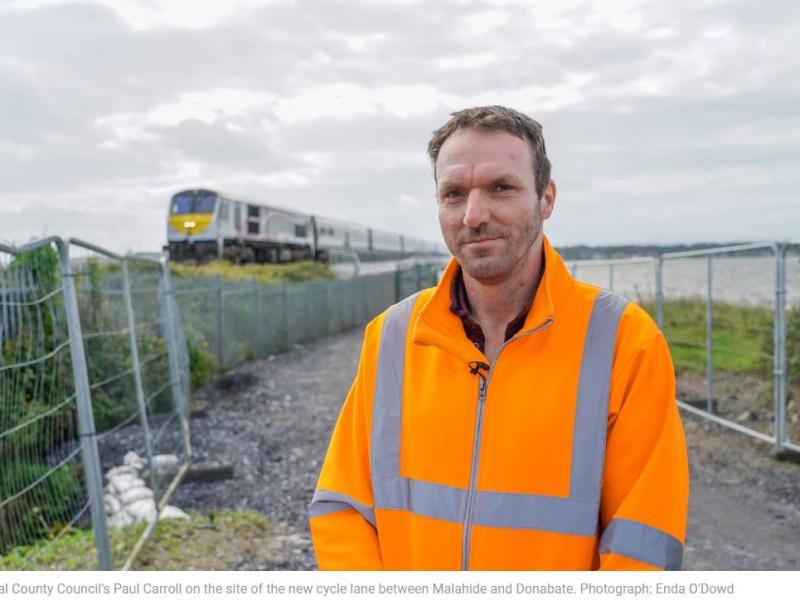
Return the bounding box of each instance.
[0,0,798,253]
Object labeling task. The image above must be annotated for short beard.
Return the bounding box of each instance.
[458,199,542,282]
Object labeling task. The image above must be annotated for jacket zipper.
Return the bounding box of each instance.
[461,374,487,570]
[460,316,555,570]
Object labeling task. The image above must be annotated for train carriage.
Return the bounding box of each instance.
[166,188,445,263]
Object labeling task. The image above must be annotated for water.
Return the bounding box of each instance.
[571,254,800,308]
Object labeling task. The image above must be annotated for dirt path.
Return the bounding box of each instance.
[173,327,800,570]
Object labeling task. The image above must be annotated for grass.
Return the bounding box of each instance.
[0,510,277,571]
[639,299,774,375]
[170,259,334,283]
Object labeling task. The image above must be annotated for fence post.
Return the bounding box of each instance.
[570,263,578,278]
[121,259,157,494]
[305,282,313,342]
[326,281,334,336]
[706,254,715,414]
[215,274,224,368]
[159,260,192,464]
[774,244,787,452]
[251,278,260,358]
[394,265,402,302]
[609,264,615,292]
[655,257,664,330]
[282,281,291,350]
[56,240,112,570]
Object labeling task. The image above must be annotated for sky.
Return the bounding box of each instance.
[0,0,798,254]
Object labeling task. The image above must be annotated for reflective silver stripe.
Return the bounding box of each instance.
[369,288,629,537]
[473,492,599,536]
[570,290,629,502]
[371,293,419,507]
[309,488,376,527]
[599,518,683,570]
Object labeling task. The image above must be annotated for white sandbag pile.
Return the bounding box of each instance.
[103,451,189,527]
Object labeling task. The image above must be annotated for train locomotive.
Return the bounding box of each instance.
[166,188,444,263]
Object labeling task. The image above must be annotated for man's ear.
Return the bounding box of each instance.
[541,180,556,220]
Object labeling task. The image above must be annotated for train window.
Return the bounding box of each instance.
[248,205,259,218]
[248,221,259,234]
[295,225,307,237]
[234,204,241,231]
[194,191,216,213]
[171,193,193,214]
[219,203,229,220]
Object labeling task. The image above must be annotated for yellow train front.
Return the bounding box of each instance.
[166,189,316,263]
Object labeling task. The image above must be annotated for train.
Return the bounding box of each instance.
[166,188,445,263]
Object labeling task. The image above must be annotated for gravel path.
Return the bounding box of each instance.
[171,330,361,570]
[171,327,800,570]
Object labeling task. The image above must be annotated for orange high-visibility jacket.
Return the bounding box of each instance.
[310,236,689,570]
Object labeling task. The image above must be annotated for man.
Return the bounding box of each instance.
[309,106,689,570]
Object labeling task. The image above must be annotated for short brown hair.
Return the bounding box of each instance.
[427,105,551,198]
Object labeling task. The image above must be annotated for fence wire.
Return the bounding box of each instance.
[0,239,190,570]
[784,244,800,451]
[0,243,88,565]
[569,242,798,454]
[171,263,440,375]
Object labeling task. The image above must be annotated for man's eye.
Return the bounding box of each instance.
[493,184,511,192]
[443,190,463,199]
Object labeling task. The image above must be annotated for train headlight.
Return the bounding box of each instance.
[184,220,197,235]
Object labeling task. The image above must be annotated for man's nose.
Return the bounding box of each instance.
[463,190,489,229]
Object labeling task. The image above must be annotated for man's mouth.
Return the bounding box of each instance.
[464,237,500,246]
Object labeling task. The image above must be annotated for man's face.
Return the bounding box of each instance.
[435,127,555,282]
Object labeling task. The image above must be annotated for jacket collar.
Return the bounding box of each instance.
[412,235,574,363]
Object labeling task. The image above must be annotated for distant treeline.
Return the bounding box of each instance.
[555,242,763,260]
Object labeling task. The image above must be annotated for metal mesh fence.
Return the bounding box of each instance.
[784,243,800,451]
[0,238,190,570]
[570,243,796,452]
[570,259,657,315]
[0,241,89,566]
[661,247,777,441]
[171,263,441,373]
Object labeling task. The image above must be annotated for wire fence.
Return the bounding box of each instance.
[569,240,800,455]
[0,238,190,570]
[171,261,442,372]
[1,235,442,570]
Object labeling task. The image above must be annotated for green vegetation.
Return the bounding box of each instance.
[187,341,218,389]
[0,510,276,570]
[642,300,774,374]
[170,259,334,283]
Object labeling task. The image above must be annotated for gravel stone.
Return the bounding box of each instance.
[171,327,363,570]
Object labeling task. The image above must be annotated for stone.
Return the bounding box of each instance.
[126,498,157,523]
[159,505,190,520]
[109,474,145,496]
[124,451,146,471]
[119,486,154,506]
[105,465,137,481]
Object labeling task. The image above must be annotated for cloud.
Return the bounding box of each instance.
[0,0,798,253]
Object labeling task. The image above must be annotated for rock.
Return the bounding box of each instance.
[109,474,145,496]
[126,498,157,523]
[152,454,181,473]
[105,465,137,481]
[119,486,154,505]
[104,494,121,515]
[736,410,755,423]
[108,511,136,528]
[160,505,190,520]
[124,451,146,470]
